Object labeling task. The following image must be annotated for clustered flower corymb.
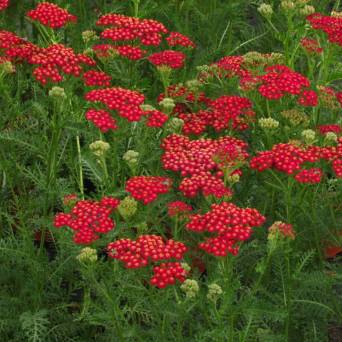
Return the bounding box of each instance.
[186,202,266,256]
[161,134,248,198]
[307,13,342,47]
[250,139,342,182]
[27,2,77,29]
[54,197,120,244]
[107,235,188,288]
[125,176,173,204]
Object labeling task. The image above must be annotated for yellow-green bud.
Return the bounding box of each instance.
[185,79,201,92]
[89,140,110,157]
[258,117,279,129]
[180,279,199,298]
[123,150,139,167]
[159,97,175,114]
[281,1,295,11]
[258,4,273,18]
[0,61,15,74]
[207,283,223,302]
[325,132,338,143]
[82,30,99,43]
[299,5,315,16]
[118,196,138,220]
[331,11,342,18]
[49,86,66,98]
[281,109,309,126]
[181,262,191,272]
[77,247,97,263]
[301,129,316,144]
[227,173,240,184]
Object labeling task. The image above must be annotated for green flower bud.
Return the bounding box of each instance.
[207,283,223,302]
[89,140,110,157]
[258,4,273,18]
[301,129,316,144]
[299,5,315,16]
[180,279,199,299]
[82,30,99,43]
[49,86,66,98]
[258,117,279,129]
[0,61,15,74]
[118,196,138,220]
[77,247,97,263]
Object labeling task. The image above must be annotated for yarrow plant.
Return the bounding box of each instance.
[1,1,341,341]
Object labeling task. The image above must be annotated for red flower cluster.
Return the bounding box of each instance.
[54,197,120,244]
[166,32,195,48]
[0,0,9,11]
[167,201,193,217]
[179,172,233,198]
[294,168,323,184]
[151,262,188,288]
[125,176,172,204]
[85,109,118,132]
[162,134,247,198]
[85,87,145,122]
[186,202,265,256]
[332,159,342,178]
[83,70,111,87]
[148,50,186,69]
[318,124,341,135]
[98,13,168,46]
[250,141,342,181]
[144,109,169,128]
[29,44,95,85]
[27,2,77,29]
[258,65,316,106]
[300,37,323,54]
[92,44,147,60]
[107,235,188,288]
[107,235,187,268]
[307,13,342,46]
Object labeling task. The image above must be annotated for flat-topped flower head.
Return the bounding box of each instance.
[27,2,77,29]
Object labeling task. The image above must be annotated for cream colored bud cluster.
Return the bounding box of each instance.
[82,30,99,43]
[301,129,316,144]
[281,0,314,15]
[258,117,279,129]
[331,11,342,18]
[242,51,284,69]
[118,196,138,220]
[89,140,110,157]
[159,97,175,114]
[180,279,199,298]
[77,247,98,263]
[207,284,223,302]
[0,61,15,74]
[49,86,66,98]
[281,109,309,126]
[123,150,139,168]
[258,4,273,18]
[324,132,338,144]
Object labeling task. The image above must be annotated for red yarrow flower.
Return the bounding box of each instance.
[148,50,186,69]
[318,124,341,135]
[186,202,265,257]
[126,176,172,204]
[167,201,193,218]
[27,2,77,29]
[0,0,9,11]
[300,37,323,54]
[85,109,118,132]
[54,197,120,244]
[166,32,195,48]
[294,168,323,184]
[150,262,188,288]
[83,70,111,87]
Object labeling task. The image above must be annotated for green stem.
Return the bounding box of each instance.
[76,136,84,200]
